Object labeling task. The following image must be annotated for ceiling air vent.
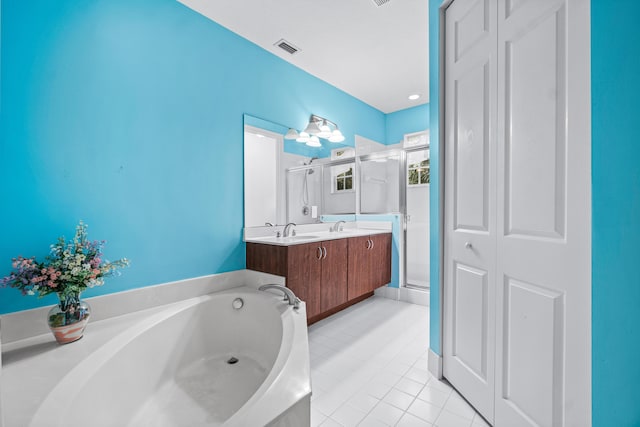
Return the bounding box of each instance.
[372,0,390,6]
[274,39,300,55]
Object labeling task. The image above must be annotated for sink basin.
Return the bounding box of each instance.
[285,235,319,240]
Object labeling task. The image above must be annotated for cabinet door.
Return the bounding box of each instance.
[320,238,349,312]
[370,233,392,291]
[246,243,287,276]
[287,243,322,319]
[347,236,372,300]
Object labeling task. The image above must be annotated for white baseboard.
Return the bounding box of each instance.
[399,287,430,306]
[428,348,443,379]
[0,269,284,344]
[374,286,399,300]
[375,286,430,307]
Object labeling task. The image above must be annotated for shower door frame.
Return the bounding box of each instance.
[403,144,431,291]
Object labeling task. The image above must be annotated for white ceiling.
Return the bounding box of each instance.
[178,0,429,114]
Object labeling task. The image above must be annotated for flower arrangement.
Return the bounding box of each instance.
[1,221,129,302]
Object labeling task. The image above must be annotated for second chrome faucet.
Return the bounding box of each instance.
[283,222,296,237]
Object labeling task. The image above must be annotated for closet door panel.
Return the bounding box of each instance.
[452,263,489,378]
[454,63,491,232]
[502,277,564,427]
[495,0,591,426]
[504,6,566,239]
[443,0,497,423]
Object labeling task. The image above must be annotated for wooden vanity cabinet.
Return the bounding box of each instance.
[318,239,349,312]
[285,242,322,319]
[346,236,371,300]
[371,233,392,289]
[246,232,391,324]
[286,239,348,319]
[347,233,392,300]
[246,239,348,320]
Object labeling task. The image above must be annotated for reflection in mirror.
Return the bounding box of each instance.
[286,164,322,225]
[360,152,402,214]
[243,114,355,228]
[322,161,356,215]
[244,125,283,227]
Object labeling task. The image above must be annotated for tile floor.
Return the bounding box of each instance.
[308,296,489,427]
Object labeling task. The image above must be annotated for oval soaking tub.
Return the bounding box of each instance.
[29,286,311,427]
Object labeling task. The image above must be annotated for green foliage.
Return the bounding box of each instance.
[408,158,430,185]
[1,221,129,299]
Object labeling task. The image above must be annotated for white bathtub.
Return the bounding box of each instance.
[28,286,311,427]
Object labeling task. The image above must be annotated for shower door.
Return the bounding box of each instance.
[405,148,430,289]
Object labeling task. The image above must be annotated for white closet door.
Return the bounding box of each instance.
[494,0,591,426]
[443,0,498,423]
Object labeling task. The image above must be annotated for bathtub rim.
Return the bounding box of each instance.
[27,286,311,427]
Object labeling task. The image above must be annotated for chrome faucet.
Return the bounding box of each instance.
[258,284,301,310]
[283,222,296,237]
[332,220,346,232]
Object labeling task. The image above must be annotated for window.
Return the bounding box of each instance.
[331,147,355,160]
[333,164,354,192]
[408,157,430,185]
[403,130,429,148]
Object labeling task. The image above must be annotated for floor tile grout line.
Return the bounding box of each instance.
[310,297,479,427]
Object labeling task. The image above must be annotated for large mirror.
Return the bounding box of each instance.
[243,114,356,228]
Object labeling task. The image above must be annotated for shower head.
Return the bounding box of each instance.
[305,157,318,174]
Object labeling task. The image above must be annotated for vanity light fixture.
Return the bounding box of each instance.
[296,131,310,143]
[284,128,299,140]
[306,135,322,147]
[303,120,321,135]
[328,129,345,143]
[317,120,332,139]
[285,114,345,146]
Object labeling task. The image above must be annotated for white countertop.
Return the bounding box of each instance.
[243,222,392,246]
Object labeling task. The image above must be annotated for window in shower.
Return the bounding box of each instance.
[408,151,430,186]
[332,164,354,192]
[323,162,356,215]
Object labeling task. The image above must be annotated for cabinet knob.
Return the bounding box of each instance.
[317,247,323,259]
[366,240,371,249]
[322,247,327,259]
[465,242,473,250]
[370,239,374,249]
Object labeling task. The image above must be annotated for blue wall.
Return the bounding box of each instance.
[0,0,387,314]
[592,1,640,425]
[385,104,429,145]
[428,0,442,356]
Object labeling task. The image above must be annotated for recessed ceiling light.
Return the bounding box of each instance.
[408,94,420,100]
